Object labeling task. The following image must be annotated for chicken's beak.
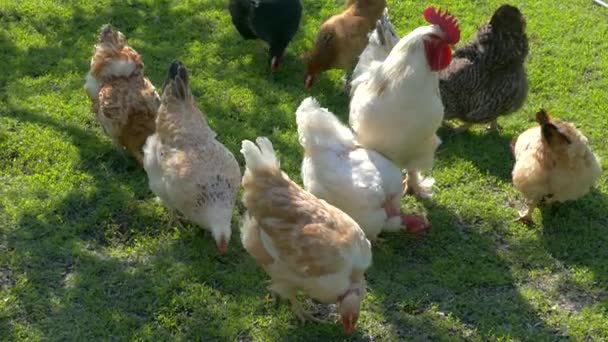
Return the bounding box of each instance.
[216,237,228,255]
[341,315,355,335]
[271,57,280,73]
[304,74,315,90]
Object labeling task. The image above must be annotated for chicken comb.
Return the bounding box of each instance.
[423,6,460,44]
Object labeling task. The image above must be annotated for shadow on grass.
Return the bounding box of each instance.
[540,190,608,288]
[365,201,562,340]
[437,127,515,182]
[1,105,270,339]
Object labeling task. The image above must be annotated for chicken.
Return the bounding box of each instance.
[439,5,529,133]
[303,0,386,90]
[84,24,160,165]
[351,8,399,86]
[229,0,302,73]
[349,7,460,198]
[512,109,602,225]
[240,136,371,334]
[143,61,241,254]
[296,97,430,241]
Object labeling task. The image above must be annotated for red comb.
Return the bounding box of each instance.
[423,6,460,44]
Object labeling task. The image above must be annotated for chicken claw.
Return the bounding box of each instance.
[450,122,473,134]
[167,209,184,229]
[486,119,503,133]
[289,296,328,324]
[403,171,434,199]
[515,210,535,226]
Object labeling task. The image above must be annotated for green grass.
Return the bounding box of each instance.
[1,0,607,340]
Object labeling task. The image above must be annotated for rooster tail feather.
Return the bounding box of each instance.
[378,8,399,51]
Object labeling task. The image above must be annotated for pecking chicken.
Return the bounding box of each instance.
[303,0,386,90]
[351,8,399,87]
[439,5,529,133]
[240,136,372,334]
[349,7,461,198]
[229,0,302,73]
[143,61,241,254]
[296,97,430,241]
[84,24,160,165]
[511,109,602,225]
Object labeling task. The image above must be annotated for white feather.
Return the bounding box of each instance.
[83,72,101,100]
[98,59,137,79]
[350,25,445,172]
[297,97,404,240]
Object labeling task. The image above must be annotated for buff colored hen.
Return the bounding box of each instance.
[84,24,160,164]
[143,61,241,253]
[240,137,372,335]
[512,109,602,225]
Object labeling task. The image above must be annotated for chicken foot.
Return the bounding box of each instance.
[403,171,435,199]
[288,295,328,324]
[167,209,184,229]
[451,122,473,134]
[515,200,537,226]
[341,70,353,95]
[268,282,327,324]
[486,119,503,133]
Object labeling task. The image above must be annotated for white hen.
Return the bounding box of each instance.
[349,7,461,198]
[143,61,241,254]
[351,8,400,88]
[297,97,430,240]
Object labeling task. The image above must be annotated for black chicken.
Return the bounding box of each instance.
[229,0,302,73]
[439,4,529,133]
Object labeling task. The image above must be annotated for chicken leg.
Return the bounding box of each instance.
[268,282,328,324]
[486,119,502,133]
[403,171,435,199]
[288,295,328,324]
[515,200,537,226]
[167,209,184,229]
[451,122,473,134]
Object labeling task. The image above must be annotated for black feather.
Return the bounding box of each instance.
[228,0,302,64]
[162,60,189,101]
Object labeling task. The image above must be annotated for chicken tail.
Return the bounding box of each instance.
[241,137,280,175]
[296,97,356,153]
[377,8,399,52]
[161,60,190,102]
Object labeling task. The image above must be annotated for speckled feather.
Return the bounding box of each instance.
[439,5,529,124]
[84,25,160,164]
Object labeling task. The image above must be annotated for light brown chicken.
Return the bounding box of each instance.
[240,137,372,334]
[512,109,602,225]
[143,61,241,254]
[303,0,386,89]
[84,24,160,164]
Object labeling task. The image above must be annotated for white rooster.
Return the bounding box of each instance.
[351,8,400,87]
[349,7,461,198]
[297,97,430,241]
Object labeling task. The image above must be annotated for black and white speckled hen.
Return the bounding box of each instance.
[228,0,302,73]
[439,4,529,133]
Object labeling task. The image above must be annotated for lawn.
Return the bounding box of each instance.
[1,0,607,340]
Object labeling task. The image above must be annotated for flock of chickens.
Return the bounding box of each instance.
[83,0,603,335]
